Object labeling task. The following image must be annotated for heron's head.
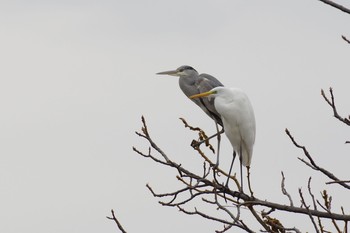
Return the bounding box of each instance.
[156,65,198,77]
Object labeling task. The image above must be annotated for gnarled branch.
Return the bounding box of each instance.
[130,116,350,232]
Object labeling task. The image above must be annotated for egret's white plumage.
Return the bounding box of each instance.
[213,87,255,166]
[191,86,256,167]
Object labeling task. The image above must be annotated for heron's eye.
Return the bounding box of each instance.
[178,66,195,73]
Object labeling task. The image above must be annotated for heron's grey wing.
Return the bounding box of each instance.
[178,76,213,121]
[199,73,224,87]
[196,74,224,126]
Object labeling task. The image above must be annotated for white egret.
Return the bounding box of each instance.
[190,86,256,190]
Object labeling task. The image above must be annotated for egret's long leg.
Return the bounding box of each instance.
[225,151,236,187]
[247,166,253,196]
[215,122,221,167]
[239,145,243,193]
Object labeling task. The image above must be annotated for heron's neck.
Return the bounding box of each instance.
[178,76,196,96]
[179,76,196,85]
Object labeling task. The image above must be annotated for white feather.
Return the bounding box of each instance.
[212,87,256,166]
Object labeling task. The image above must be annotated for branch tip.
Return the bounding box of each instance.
[107,209,127,233]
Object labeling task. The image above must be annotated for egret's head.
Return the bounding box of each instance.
[156,65,198,77]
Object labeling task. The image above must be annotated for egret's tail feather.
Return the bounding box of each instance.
[240,142,252,167]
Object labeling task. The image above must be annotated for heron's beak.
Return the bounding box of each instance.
[190,90,215,99]
[156,70,179,76]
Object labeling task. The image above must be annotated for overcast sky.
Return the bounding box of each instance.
[0,1,349,232]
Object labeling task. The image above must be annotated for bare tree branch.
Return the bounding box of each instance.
[281,171,294,207]
[342,35,350,44]
[285,128,350,190]
[299,188,320,233]
[318,0,350,14]
[326,180,350,185]
[107,209,127,233]
[134,118,350,232]
[307,177,324,232]
[247,205,270,232]
[249,198,350,221]
[321,88,350,126]
[116,115,350,232]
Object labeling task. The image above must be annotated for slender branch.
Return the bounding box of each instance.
[299,188,320,233]
[285,128,350,190]
[180,117,215,153]
[318,0,350,15]
[281,171,294,206]
[326,180,350,185]
[308,178,325,232]
[321,88,350,126]
[321,190,342,233]
[342,35,350,44]
[177,205,232,226]
[107,209,127,233]
[213,190,240,223]
[247,205,270,232]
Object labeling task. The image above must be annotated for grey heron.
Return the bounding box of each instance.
[157,65,224,166]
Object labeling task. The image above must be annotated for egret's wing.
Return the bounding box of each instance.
[234,91,256,166]
[214,88,256,166]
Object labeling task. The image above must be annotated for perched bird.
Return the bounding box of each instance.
[190,86,256,190]
[157,65,225,165]
[157,65,223,126]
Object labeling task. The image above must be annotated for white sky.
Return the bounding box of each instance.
[0,1,349,232]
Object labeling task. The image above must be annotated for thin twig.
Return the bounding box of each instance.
[248,205,270,232]
[321,190,342,233]
[107,209,127,233]
[326,180,350,185]
[321,88,350,126]
[308,177,324,232]
[299,188,320,233]
[180,117,215,153]
[177,205,251,233]
[281,171,294,206]
[342,35,350,44]
[286,128,350,190]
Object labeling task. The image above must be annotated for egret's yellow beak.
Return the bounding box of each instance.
[190,90,215,99]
